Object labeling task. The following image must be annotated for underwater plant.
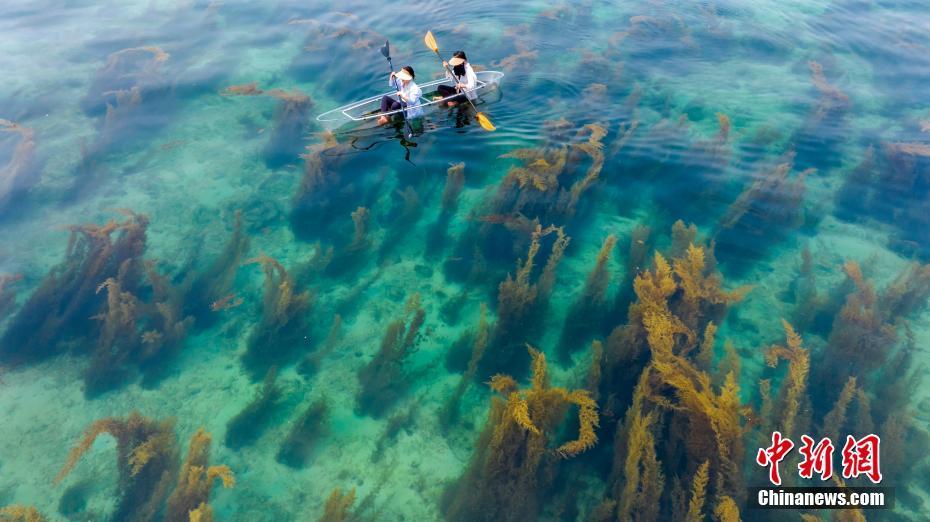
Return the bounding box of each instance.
[444,121,602,282]
[815,261,897,405]
[0,506,47,522]
[55,411,179,522]
[263,89,314,167]
[426,163,466,257]
[486,224,569,376]
[833,146,876,222]
[276,398,329,469]
[356,294,425,418]
[185,210,250,327]
[760,320,811,441]
[317,488,355,522]
[0,118,38,211]
[807,60,851,123]
[242,254,312,379]
[165,428,234,522]
[327,206,375,278]
[610,223,653,321]
[135,263,195,386]
[492,122,606,223]
[441,162,466,212]
[0,211,149,365]
[225,367,282,449]
[442,347,599,522]
[440,304,489,428]
[83,276,143,396]
[220,82,264,96]
[596,374,663,522]
[558,234,616,362]
[789,60,853,170]
[290,132,363,240]
[715,155,810,269]
[879,261,930,320]
[789,246,827,334]
[593,236,752,520]
[873,141,930,258]
[378,185,423,262]
[81,45,168,117]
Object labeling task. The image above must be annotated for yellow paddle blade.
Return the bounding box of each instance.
[476,112,496,131]
[424,31,439,53]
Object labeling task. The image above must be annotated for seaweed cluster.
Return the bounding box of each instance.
[0,209,254,395]
[242,254,313,379]
[54,412,233,522]
[356,294,426,417]
[444,120,603,281]
[0,118,38,211]
[442,348,599,522]
[5,5,930,520]
[834,140,930,259]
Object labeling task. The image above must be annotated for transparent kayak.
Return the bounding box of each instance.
[316,70,504,125]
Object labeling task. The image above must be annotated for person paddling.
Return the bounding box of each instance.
[378,66,423,125]
[434,51,477,107]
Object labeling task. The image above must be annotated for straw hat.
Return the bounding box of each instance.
[449,51,467,66]
[395,68,414,81]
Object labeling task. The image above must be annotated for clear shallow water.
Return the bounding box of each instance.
[1,0,929,520]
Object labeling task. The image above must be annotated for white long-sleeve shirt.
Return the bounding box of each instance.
[389,76,423,118]
[445,63,478,101]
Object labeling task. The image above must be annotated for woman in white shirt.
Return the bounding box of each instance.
[435,51,477,108]
[378,65,423,125]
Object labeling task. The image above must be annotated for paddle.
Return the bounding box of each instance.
[424,31,496,132]
[380,40,414,139]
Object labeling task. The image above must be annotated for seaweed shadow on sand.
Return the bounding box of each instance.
[225,367,283,449]
[276,398,329,469]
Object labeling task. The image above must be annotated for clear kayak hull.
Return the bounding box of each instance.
[316,71,504,125]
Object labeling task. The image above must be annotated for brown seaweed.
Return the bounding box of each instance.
[0,118,38,210]
[440,304,490,428]
[442,348,598,522]
[165,428,234,522]
[242,254,313,379]
[486,224,570,376]
[0,211,148,365]
[55,412,179,522]
[356,294,425,417]
[558,235,616,362]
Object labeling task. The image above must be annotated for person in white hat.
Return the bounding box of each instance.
[378,65,423,125]
[434,51,477,108]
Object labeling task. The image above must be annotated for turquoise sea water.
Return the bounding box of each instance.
[1,0,930,520]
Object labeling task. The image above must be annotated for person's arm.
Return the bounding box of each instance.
[443,61,453,80]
